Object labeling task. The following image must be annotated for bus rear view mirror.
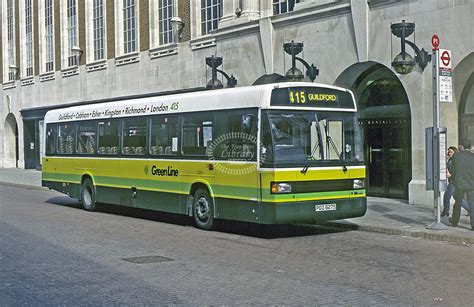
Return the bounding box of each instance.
[241,114,254,132]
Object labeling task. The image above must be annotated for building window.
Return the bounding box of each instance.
[123,0,137,54]
[93,0,105,61]
[45,0,54,72]
[67,0,78,67]
[201,0,222,35]
[25,0,34,77]
[7,0,15,81]
[273,0,299,15]
[159,0,175,45]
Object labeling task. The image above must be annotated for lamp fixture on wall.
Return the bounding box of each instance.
[205,55,237,89]
[170,16,185,42]
[283,41,319,82]
[8,64,18,80]
[71,46,83,63]
[390,20,431,74]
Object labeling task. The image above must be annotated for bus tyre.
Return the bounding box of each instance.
[81,178,96,211]
[193,188,214,230]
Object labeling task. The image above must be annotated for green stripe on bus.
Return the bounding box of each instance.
[43,172,365,203]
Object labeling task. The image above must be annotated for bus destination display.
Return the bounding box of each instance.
[270,87,355,110]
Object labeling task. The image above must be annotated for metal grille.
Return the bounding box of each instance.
[273,0,299,15]
[123,0,137,54]
[45,0,54,72]
[159,0,175,45]
[286,179,360,194]
[200,0,222,35]
[93,0,105,61]
[67,0,78,67]
[25,0,34,77]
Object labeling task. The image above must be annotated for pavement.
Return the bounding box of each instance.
[1,168,473,244]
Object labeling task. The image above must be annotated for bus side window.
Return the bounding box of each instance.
[98,120,120,155]
[57,123,76,154]
[261,115,273,163]
[214,110,258,161]
[46,125,57,156]
[182,113,213,156]
[150,116,179,156]
[122,118,147,155]
[76,122,97,154]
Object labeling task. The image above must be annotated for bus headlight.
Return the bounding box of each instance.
[271,182,292,194]
[353,179,365,189]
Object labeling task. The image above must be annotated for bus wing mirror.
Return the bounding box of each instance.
[241,114,254,132]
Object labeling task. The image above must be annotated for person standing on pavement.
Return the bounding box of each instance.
[450,139,474,230]
[441,146,470,217]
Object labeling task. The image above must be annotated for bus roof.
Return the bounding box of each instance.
[44,82,356,124]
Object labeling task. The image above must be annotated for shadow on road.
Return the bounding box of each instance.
[45,196,351,239]
[214,220,352,239]
[45,196,82,209]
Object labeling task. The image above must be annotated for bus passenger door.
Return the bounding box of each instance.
[42,125,57,184]
[213,111,259,223]
[180,113,216,215]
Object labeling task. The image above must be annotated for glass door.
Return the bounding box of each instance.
[366,125,410,199]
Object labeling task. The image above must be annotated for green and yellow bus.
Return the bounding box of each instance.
[42,82,366,230]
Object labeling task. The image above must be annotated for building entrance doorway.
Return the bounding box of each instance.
[459,71,474,143]
[365,122,410,198]
[4,113,19,168]
[335,62,411,199]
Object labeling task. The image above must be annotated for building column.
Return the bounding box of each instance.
[220,0,260,28]
[404,71,434,206]
[220,0,238,24]
[350,0,369,62]
[259,18,274,74]
[241,0,260,20]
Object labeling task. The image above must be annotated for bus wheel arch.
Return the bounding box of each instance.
[80,175,97,211]
[189,183,215,230]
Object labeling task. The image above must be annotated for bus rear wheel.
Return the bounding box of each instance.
[81,178,96,211]
[193,188,214,230]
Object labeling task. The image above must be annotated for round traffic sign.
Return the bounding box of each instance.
[441,50,451,66]
[431,35,440,49]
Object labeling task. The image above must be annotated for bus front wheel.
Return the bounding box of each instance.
[193,188,214,230]
[81,178,96,211]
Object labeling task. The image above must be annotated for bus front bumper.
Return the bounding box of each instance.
[259,197,367,224]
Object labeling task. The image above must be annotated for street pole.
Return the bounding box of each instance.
[427,48,448,230]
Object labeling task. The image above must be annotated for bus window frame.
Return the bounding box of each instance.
[122,117,148,156]
[181,111,215,157]
[45,124,57,156]
[76,120,98,156]
[213,108,259,162]
[97,119,122,156]
[57,122,77,156]
[149,115,180,157]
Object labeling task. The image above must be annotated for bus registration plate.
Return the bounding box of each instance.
[315,203,336,212]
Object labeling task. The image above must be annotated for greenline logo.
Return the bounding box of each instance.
[206,132,264,175]
[144,165,179,176]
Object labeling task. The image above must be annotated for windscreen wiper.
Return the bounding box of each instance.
[301,141,321,174]
[327,135,347,172]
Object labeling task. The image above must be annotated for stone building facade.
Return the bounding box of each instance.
[1,0,473,206]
